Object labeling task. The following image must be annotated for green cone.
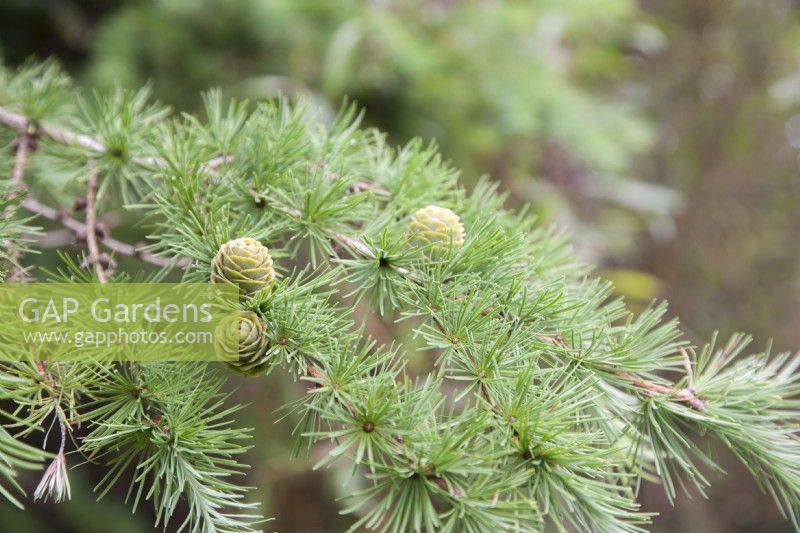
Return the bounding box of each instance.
[407,205,465,257]
[215,311,271,375]
[211,237,275,297]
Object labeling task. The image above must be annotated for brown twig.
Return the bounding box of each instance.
[20,197,189,268]
[305,360,324,384]
[0,106,104,153]
[84,163,107,283]
[681,348,695,389]
[617,372,706,411]
[430,475,465,498]
[5,129,36,280]
[538,335,707,411]
[11,131,33,189]
[207,154,235,171]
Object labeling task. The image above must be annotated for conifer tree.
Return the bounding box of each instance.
[1,60,799,532]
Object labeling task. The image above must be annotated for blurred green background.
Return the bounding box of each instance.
[1,0,799,531]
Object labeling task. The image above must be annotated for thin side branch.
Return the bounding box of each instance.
[0,106,104,152]
[84,163,107,283]
[538,335,707,411]
[11,131,32,189]
[20,197,189,268]
[5,129,35,280]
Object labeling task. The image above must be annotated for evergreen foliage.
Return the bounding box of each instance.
[1,61,799,532]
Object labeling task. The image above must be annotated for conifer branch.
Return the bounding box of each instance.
[538,334,706,410]
[2,104,386,273]
[2,69,800,532]
[4,104,404,277]
[0,105,220,270]
[0,110,187,268]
